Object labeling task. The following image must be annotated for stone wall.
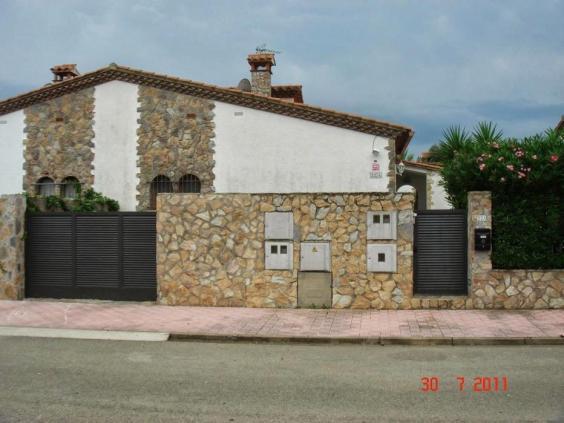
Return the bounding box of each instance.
[0,195,26,300]
[23,88,95,192]
[157,192,415,308]
[137,86,215,210]
[468,191,563,309]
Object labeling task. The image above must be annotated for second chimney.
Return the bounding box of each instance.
[50,64,80,83]
[247,53,275,96]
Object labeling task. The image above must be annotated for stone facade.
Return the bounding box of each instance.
[0,195,26,300]
[136,86,215,210]
[425,171,434,209]
[385,139,396,193]
[468,191,563,309]
[157,192,415,308]
[23,88,95,192]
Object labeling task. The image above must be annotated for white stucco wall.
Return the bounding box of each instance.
[213,102,391,193]
[429,171,451,209]
[92,81,139,211]
[0,110,25,194]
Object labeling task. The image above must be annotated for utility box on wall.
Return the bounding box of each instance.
[265,241,293,270]
[300,242,331,272]
[367,244,397,272]
[265,212,294,240]
[367,211,397,240]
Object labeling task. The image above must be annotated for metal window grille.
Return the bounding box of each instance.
[150,175,174,209]
[62,177,80,199]
[178,174,201,193]
[35,177,56,196]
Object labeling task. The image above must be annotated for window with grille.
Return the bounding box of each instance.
[62,176,80,199]
[178,174,201,193]
[150,175,174,209]
[36,177,56,196]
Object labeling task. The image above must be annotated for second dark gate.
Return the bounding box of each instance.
[414,210,468,295]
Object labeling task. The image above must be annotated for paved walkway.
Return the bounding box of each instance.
[0,300,563,342]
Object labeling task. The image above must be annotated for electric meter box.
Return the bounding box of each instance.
[265,212,294,240]
[367,244,397,272]
[367,211,397,240]
[265,241,293,270]
[300,242,331,272]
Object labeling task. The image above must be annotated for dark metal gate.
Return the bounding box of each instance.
[26,213,156,301]
[414,210,467,295]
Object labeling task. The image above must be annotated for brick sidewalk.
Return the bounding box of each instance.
[0,300,563,341]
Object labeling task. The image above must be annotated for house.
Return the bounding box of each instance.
[556,115,564,132]
[0,52,413,210]
[396,159,451,211]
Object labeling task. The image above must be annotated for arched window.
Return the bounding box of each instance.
[61,176,80,199]
[150,175,173,209]
[178,174,201,193]
[36,177,55,197]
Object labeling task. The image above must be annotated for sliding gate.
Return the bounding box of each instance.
[26,213,156,301]
[414,210,468,295]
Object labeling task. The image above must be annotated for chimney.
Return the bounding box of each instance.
[247,53,275,96]
[50,64,80,83]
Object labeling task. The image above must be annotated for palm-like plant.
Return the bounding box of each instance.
[471,121,503,144]
[427,122,503,164]
[427,125,471,163]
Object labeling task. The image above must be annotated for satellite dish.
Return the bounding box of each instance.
[237,78,252,92]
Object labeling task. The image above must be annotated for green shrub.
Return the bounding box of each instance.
[432,122,563,269]
[26,187,120,213]
[492,192,563,269]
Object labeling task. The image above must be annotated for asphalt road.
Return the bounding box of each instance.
[0,337,562,422]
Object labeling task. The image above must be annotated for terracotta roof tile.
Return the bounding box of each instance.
[0,64,413,153]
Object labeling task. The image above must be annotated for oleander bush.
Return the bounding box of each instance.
[431,122,563,269]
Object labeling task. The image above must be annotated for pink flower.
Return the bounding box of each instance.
[550,154,559,162]
[515,149,524,158]
[500,177,506,182]
[506,164,514,171]
[518,172,526,179]
[532,155,538,160]
[479,163,486,171]
[498,156,504,162]
[491,142,500,149]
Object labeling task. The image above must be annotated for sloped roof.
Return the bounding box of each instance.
[270,84,303,103]
[0,64,413,154]
[403,160,442,172]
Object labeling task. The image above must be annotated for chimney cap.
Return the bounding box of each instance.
[50,64,80,82]
[247,53,276,73]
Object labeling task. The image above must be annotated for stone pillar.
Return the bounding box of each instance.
[0,194,26,300]
[467,191,493,308]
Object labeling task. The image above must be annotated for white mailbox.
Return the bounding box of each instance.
[367,244,397,272]
[300,242,331,272]
[265,241,293,270]
[367,211,397,240]
[265,212,294,240]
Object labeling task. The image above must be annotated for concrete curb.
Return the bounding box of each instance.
[0,326,170,342]
[168,333,564,346]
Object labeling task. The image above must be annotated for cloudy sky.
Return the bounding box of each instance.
[1,0,562,154]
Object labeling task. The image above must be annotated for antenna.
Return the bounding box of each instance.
[255,44,282,54]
